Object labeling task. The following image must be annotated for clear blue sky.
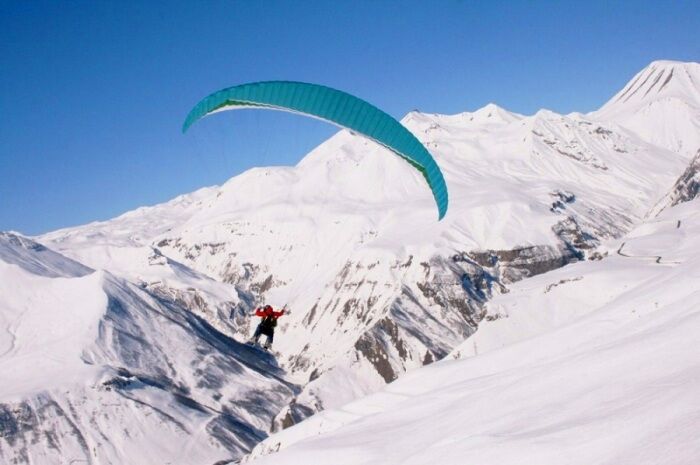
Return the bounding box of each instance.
[2,1,699,235]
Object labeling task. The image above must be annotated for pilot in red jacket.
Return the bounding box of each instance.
[251,305,285,349]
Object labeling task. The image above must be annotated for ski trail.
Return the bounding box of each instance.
[0,326,15,358]
[616,242,682,265]
[0,309,24,359]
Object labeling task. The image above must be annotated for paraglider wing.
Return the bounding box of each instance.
[182,81,448,219]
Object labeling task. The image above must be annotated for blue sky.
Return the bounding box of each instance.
[2,1,699,235]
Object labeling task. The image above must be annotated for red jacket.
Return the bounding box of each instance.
[255,307,285,319]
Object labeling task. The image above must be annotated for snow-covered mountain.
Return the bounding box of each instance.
[0,233,297,464]
[2,60,699,464]
[594,60,700,158]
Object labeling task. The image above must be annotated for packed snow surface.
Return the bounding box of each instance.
[0,264,105,400]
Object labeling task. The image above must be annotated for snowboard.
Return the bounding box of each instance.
[246,340,280,357]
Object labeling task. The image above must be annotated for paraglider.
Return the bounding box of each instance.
[184,81,450,353]
[182,81,449,219]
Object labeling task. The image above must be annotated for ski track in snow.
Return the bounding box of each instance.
[616,241,682,265]
[0,322,16,359]
[0,308,27,359]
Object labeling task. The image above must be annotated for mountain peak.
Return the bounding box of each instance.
[592,60,700,157]
[402,104,523,128]
[468,103,521,123]
[599,60,700,114]
[648,59,690,67]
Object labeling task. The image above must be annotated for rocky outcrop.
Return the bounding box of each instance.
[650,150,700,216]
[469,245,577,284]
[267,252,491,431]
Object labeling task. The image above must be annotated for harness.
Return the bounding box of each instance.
[260,315,277,334]
[260,314,278,330]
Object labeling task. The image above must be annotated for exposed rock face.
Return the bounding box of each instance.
[469,245,576,284]
[268,252,490,431]
[650,150,700,216]
[466,211,618,286]
[531,122,610,170]
[0,397,92,465]
[671,151,700,205]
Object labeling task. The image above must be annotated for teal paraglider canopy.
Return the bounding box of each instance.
[183,81,448,220]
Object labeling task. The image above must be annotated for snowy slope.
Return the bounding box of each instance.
[0,232,93,278]
[0,260,104,401]
[0,235,297,464]
[37,62,699,431]
[40,186,250,337]
[246,198,700,465]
